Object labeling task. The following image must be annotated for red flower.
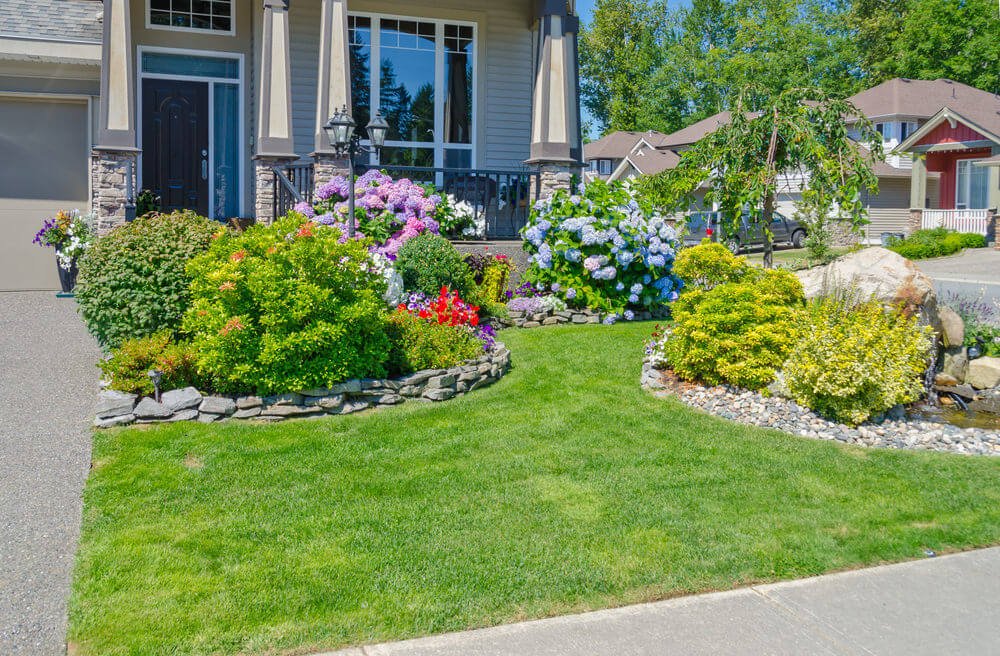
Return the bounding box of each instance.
[230,249,247,263]
[296,222,316,238]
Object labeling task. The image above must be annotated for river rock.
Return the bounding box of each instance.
[199,396,236,416]
[967,356,1000,390]
[796,247,938,320]
[134,397,173,420]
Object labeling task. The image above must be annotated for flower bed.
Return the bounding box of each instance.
[95,343,511,428]
[641,356,1000,456]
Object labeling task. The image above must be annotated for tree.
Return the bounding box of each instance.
[850,0,1000,93]
[579,0,669,133]
[639,88,883,268]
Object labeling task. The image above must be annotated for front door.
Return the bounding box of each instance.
[142,79,209,216]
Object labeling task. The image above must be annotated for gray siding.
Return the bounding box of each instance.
[288,0,534,168]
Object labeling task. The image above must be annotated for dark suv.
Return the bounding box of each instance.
[682,211,807,254]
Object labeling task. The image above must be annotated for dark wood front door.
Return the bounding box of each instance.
[142,79,209,216]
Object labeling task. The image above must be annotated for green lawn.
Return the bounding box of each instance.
[70,323,1000,655]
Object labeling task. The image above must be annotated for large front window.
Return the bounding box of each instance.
[956,158,988,209]
[148,0,234,34]
[349,14,476,168]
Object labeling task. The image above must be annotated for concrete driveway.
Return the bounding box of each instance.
[915,248,1000,307]
[0,293,100,654]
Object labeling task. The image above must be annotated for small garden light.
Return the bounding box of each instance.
[147,369,163,403]
[323,107,390,238]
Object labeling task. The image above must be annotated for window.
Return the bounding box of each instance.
[875,123,887,138]
[350,13,476,168]
[598,159,612,175]
[956,159,989,209]
[149,0,234,34]
[900,121,917,141]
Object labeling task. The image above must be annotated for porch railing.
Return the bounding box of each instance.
[922,209,991,235]
[356,165,541,240]
[273,163,315,218]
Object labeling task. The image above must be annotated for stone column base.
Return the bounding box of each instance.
[990,209,999,250]
[311,153,351,186]
[535,162,580,200]
[907,208,923,236]
[90,149,138,235]
[254,156,296,225]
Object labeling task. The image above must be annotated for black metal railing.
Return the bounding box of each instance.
[273,163,315,218]
[356,165,541,240]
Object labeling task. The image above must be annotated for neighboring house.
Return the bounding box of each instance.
[583,130,670,180]
[599,79,1000,243]
[0,0,583,291]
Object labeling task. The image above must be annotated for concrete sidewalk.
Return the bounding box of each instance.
[322,547,1000,656]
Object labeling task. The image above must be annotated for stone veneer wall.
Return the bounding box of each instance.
[95,344,511,428]
[90,150,138,234]
[497,307,668,329]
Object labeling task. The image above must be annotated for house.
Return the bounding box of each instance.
[0,0,583,291]
[583,130,669,180]
[597,79,1000,243]
[885,78,1000,236]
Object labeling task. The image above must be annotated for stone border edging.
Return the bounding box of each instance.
[498,307,668,329]
[95,344,511,428]
[641,356,1000,456]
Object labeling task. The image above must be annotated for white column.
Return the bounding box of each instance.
[528,0,582,166]
[96,0,135,149]
[257,0,297,157]
[314,0,352,154]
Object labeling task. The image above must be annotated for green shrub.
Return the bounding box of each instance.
[658,269,805,389]
[385,310,483,375]
[76,211,218,347]
[887,227,985,260]
[674,241,753,291]
[783,295,932,425]
[100,332,202,396]
[182,213,391,394]
[395,233,475,297]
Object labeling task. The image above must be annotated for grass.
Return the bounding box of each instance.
[70,323,1000,655]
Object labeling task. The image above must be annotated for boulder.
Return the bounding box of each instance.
[966,356,1000,390]
[937,306,965,348]
[96,390,137,419]
[161,387,203,412]
[199,396,236,416]
[941,347,969,383]
[133,397,173,420]
[796,247,938,321]
[934,372,960,387]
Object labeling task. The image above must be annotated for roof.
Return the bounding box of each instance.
[0,0,104,44]
[848,78,1000,123]
[584,130,670,161]
[621,146,680,176]
[658,112,736,148]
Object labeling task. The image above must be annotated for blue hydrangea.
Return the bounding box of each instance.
[643,275,652,284]
[564,248,582,263]
[566,287,577,300]
[629,293,640,304]
[534,242,553,269]
[624,310,635,321]
[616,282,625,291]
[647,254,666,268]
[630,283,643,295]
[616,250,635,267]
[592,266,617,280]
[603,314,618,325]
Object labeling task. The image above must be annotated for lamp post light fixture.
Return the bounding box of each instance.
[323,106,389,237]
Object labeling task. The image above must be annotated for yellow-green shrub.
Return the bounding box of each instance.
[674,241,752,291]
[100,332,202,395]
[660,269,805,389]
[783,296,933,425]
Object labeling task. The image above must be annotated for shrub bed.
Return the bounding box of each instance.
[887,227,986,260]
[76,211,217,347]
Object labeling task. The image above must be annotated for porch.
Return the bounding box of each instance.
[89,0,584,233]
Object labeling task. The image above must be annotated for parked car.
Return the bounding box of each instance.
[682,211,807,253]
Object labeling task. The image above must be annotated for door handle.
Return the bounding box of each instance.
[202,158,208,181]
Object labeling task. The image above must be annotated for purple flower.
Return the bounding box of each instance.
[294,201,316,218]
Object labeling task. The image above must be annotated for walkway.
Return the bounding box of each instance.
[321,547,1000,656]
[0,293,100,655]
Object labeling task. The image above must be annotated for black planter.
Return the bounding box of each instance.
[57,258,79,294]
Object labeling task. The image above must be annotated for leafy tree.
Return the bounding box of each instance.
[849,0,1000,93]
[579,0,670,133]
[638,88,883,268]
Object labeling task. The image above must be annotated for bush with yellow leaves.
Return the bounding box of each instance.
[783,295,933,425]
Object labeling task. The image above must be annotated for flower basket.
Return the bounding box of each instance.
[33,209,94,294]
[57,257,79,293]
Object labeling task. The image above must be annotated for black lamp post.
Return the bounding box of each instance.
[323,106,389,237]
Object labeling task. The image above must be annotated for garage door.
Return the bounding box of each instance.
[0,96,90,291]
